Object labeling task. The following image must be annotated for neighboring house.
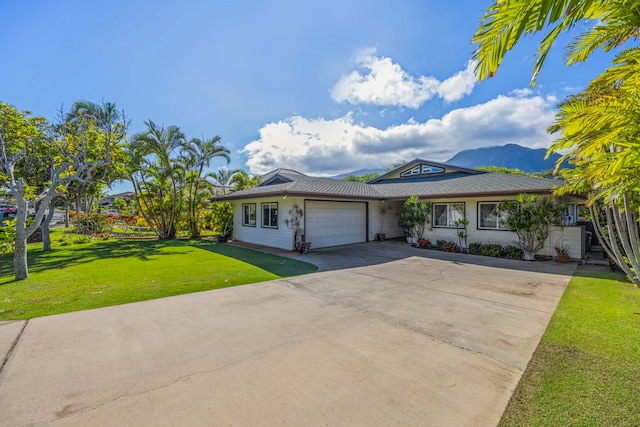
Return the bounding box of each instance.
[218,159,586,259]
[100,192,136,207]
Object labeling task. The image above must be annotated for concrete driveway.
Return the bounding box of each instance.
[0,242,576,426]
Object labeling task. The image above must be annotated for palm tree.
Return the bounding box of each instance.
[129,120,185,239]
[180,136,230,238]
[229,169,262,192]
[210,168,236,196]
[472,1,640,86]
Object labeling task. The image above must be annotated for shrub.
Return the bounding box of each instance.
[436,240,459,252]
[0,218,17,255]
[468,242,482,255]
[72,213,112,236]
[482,243,504,257]
[503,245,524,259]
[72,235,93,244]
[417,238,431,248]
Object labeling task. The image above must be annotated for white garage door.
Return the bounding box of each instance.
[305,201,367,248]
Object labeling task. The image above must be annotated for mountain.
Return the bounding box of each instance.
[446,144,563,173]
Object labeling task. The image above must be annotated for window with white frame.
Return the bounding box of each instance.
[433,203,465,227]
[261,202,278,228]
[242,204,256,226]
[478,202,511,230]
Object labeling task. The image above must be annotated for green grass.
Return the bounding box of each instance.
[500,269,640,426]
[0,230,317,320]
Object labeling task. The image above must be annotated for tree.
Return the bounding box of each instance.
[229,169,261,191]
[180,136,230,238]
[1,101,125,280]
[473,0,640,286]
[210,168,236,196]
[498,194,564,261]
[472,1,640,86]
[128,120,185,239]
[343,173,380,182]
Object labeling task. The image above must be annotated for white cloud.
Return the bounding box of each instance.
[243,92,557,175]
[330,48,477,108]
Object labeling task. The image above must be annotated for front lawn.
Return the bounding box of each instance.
[500,269,640,426]
[0,233,317,320]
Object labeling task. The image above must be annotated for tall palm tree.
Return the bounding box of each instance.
[129,120,185,239]
[180,136,230,238]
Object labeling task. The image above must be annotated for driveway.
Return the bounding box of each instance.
[0,242,576,426]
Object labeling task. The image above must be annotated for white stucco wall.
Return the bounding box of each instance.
[368,200,404,240]
[421,196,584,259]
[233,194,584,259]
[233,197,304,250]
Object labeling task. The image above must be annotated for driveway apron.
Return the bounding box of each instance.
[0,242,576,426]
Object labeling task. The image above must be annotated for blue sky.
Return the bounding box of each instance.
[0,0,613,189]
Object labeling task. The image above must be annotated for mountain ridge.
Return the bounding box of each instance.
[446,143,562,173]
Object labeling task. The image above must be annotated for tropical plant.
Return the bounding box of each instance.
[497,194,564,261]
[180,136,230,238]
[128,120,185,239]
[229,169,262,191]
[210,168,236,196]
[210,202,233,240]
[398,196,433,242]
[454,217,469,251]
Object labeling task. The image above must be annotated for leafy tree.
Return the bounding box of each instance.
[1,101,125,280]
[343,172,381,182]
[498,194,564,261]
[476,166,528,175]
[473,0,640,286]
[387,160,407,172]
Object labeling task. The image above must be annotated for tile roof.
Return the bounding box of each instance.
[218,167,563,201]
[371,173,561,200]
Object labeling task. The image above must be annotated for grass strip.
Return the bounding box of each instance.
[500,268,640,426]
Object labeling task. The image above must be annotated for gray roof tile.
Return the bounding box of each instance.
[218,168,562,201]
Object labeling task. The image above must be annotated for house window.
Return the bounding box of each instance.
[261,202,278,228]
[242,204,256,226]
[478,202,511,230]
[433,203,465,227]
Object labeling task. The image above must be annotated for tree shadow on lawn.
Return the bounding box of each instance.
[0,239,317,282]
[0,239,196,280]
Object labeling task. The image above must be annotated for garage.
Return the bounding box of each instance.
[304,200,367,248]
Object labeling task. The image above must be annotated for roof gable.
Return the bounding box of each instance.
[369,159,483,184]
[259,168,306,186]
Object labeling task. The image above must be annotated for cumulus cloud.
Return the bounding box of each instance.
[330,48,477,108]
[242,93,557,175]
